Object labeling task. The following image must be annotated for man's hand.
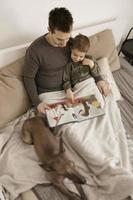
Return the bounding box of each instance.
[82,58,94,68]
[66,88,75,103]
[96,80,111,97]
[37,102,50,114]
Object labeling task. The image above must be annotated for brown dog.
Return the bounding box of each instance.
[21,115,88,200]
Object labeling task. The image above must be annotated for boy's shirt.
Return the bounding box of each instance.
[63,56,102,90]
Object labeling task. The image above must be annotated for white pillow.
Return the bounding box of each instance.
[97,57,122,101]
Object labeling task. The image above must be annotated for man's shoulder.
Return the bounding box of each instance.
[29,35,46,49]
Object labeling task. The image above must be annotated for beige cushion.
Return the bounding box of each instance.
[88,29,120,72]
[0,57,24,76]
[0,57,30,129]
[97,57,122,101]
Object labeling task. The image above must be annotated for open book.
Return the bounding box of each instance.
[45,95,105,127]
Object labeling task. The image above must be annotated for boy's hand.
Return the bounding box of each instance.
[96,80,111,97]
[82,58,94,68]
[66,88,75,103]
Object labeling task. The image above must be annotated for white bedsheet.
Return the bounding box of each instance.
[0,78,133,200]
[40,78,133,200]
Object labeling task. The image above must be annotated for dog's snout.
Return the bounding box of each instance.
[66,168,86,184]
[69,174,86,184]
[78,175,86,184]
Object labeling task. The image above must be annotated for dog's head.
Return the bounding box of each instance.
[50,135,86,185]
[51,153,86,184]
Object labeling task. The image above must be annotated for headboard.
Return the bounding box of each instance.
[0,18,127,69]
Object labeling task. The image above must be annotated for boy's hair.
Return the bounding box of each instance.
[49,7,73,33]
[72,34,90,52]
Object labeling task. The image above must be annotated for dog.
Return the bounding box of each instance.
[21,115,88,200]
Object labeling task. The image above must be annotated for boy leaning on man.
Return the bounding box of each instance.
[63,34,110,103]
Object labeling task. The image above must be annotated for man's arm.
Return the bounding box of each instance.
[82,56,110,96]
[24,48,51,113]
[23,47,41,107]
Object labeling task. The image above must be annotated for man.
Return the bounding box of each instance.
[24,7,73,114]
[24,7,109,114]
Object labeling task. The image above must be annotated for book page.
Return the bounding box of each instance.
[73,95,105,121]
[45,95,105,127]
[45,103,78,127]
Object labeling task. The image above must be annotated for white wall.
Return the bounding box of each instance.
[0,0,133,49]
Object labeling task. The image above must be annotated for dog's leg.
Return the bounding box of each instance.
[64,165,87,199]
[54,182,82,200]
[66,165,86,185]
[48,171,81,200]
[74,183,88,200]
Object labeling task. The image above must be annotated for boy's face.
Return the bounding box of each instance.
[71,49,86,63]
[50,29,71,47]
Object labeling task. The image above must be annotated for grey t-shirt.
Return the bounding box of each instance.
[23,34,70,107]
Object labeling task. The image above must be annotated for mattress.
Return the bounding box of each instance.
[31,57,133,200]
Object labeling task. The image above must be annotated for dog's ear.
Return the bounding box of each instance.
[35,111,49,127]
[21,121,33,144]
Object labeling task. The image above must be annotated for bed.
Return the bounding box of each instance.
[0,18,133,200]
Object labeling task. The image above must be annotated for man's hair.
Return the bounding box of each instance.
[49,7,73,33]
[72,34,90,52]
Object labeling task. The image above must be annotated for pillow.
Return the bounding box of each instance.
[0,57,31,129]
[0,57,24,77]
[97,57,122,101]
[87,29,120,72]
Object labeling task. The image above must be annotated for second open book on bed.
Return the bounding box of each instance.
[45,94,105,127]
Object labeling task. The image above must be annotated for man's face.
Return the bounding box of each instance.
[50,29,71,47]
[71,49,86,63]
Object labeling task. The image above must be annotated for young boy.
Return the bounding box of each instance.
[63,34,110,103]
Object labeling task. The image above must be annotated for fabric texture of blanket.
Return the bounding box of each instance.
[0,77,133,200]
